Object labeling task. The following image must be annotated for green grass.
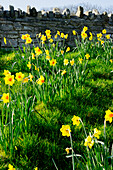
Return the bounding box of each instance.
[0,31,113,170]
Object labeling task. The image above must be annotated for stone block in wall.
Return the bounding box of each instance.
[92,9,99,15]
[14,22,22,30]
[108,13,113,22]
[53,8,62,18]
[18,8,22,17]
[76,6,83,18]
[102,12,109,22]
[89,13,96,20]
[27,5,31,15]
[41,10,47,18]
[0,11,4,17]
[23,26,34,31]
[4,10,10,18]
[62,8,70,18]
[9,5,15,18]
[1,24,13,31]
[15,10,19,18]
[84,10,92,16]
[47,11,55,18]
[37,11,42,18]
[30,7,37,17]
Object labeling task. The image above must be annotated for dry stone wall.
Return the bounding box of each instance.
[0,5,113,49]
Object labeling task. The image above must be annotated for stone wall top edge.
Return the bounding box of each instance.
[0,5,113,21]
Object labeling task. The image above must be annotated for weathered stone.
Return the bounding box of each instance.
[84,10,92,16]
[41,10,47,18]
[0,5,4,11]
[4,11,10,18]
[89,13,96,20]
[9,5,14,17]
[0,11,4,17]
[92,9,99,15]
[27,5,31,15]
[47,11,54,18]
[62,8,70,18]
[102,12,109,22]
[30,7,37,17]
[18,8,22,17]
[23,12,26,18]
[37,11,42,18]
[53,7,60,13]
[1,24,13,30]
[76,6,83,18]
[14,10,19,18]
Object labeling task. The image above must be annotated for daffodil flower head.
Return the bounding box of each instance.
[72,115,80,126]
[60,125,71,137]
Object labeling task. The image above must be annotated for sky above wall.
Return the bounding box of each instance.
[0,0,113,12]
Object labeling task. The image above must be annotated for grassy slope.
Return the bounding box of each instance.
[0,48,113,169]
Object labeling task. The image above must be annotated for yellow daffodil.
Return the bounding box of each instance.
[105,109,113,123]
[35,47,42,55]
[72,115,80,126]
[23,77,28,83]
[57,31,60,35]
[101,40,104,45]
[29,73,33,82]
[35,66,39,71]
[106,34,110,39]
[85,54,90,60]
[35,167,38,170]
[46,55,50,60]
[15,72,24,81]
[83,26,88,32]
[45,50,49,55]
[70,59,74,66]
[4,74,15,86]
[72,30,76,35]
[97,33,102,38]
[89,32,93,41]
[65,34,68,39]
[3,70,11,76]
[41,35,46,42]
[84,136,94,149]
[49,59,57,66]
[8,164,15,170]
[61,70,66,76]
[45,29,51,35]
[60,125,71,137]
[27,61,31,69]
[66,47,70,52]
[4,37,7,44]
[49,39,53,43]
[61,33,64,38]
[65,148,70,154]
[93,128,101,139]
[37,75,45,85]
[102,29,106,34]
[109,59,113,63]
[81,31,87,39]
[61,50,64,55]
[79,58,83,64]
[64,59,69,65]
[26,37,32,44]
[32,53,35,59]
[55,34,58,39]
[21,34,27,40]
[1,93,10,103]
[47,34,51,39]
